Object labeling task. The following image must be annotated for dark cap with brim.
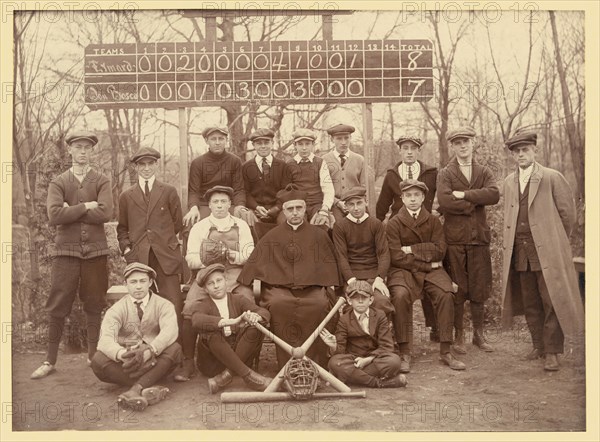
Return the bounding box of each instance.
[204,185,234,202]
[346,280,373,298]
[399,179,429,194]
[506,131,537,150]
[131,147,161,163]
[341,186,367,202]
[196,263,226,287]
[446,127,476,142]
[202,126,229,138]
[66,130,98,146]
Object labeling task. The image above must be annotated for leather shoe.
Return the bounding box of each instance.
[544,353,560,371]
[524,348,544,361]
[399,354,411,373]
[117,387,148,411]
[173,358,195,382]
[207,369,233,394]
[473,329,494,352]
[453,329,467,354]
[141,385,170,405]
[440,352,466,370]
[242,369,272,391]
[377,374,408,388]
[31,362,55,379]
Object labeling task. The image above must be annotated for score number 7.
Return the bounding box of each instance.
[407,79,426,101]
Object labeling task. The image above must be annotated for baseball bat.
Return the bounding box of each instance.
[221,391,366,403]
[300,296,346,354]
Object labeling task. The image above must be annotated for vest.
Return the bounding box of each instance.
[289,157,323,207]
[513,182,541,271]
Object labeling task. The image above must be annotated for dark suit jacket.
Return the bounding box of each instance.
[242,157,291,214]
[189,293,270,336]
[386,206,454,302]
[333,307,394,358]
[117,180,183,275]
[436,157,499,245]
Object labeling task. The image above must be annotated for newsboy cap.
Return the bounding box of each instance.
[346,280,373,298]
[341,186,367,202]
[66,130,98,146]
[131,147,161,163]
[202,126,229,138]
[204,185,234,202]
[505,131,537,150]
[249,128,275,142]
[399,179,429,194]
[395,135,423,148]
[327,124,355,136]
[446,126,476,142]
[196,263,226,287]
[277,183,307,204]
[292,128,317,143]
[124,262,157,280]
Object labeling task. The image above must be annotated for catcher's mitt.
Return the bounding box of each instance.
[121,343,157,378]
[200,238,229,266]
[283,358,319,400]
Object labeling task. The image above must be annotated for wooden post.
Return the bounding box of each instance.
[362,103,376,215]
[178,107,188,210]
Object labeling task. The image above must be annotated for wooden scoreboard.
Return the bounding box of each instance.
[84,39,434,109]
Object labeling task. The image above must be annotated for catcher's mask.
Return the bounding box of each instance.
[283,358,319,400]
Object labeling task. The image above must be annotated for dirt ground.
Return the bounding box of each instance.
[10,314,586,434]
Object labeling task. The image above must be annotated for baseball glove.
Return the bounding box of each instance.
[121,343,156,378]
[200,238,229,265]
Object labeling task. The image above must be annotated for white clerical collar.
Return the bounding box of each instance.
[294,153,315,163]
[346,213,369,224]
[138,175,156,192]
[255,154,273,168]
[287,220,304,230]
[129,292,150,308]
[407,208,421,218]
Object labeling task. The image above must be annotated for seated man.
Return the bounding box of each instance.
[386,180,465,373]
[241,128,291,238]
[321,281,407,388]
[331,186,394,319]
[287,128,335,228]
[238,184,342,368]
[175,185,254,382]
[91,262,181,411]
[190,263,272,394]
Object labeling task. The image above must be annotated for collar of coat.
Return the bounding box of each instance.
[447,157,484,187]
[397,205,431,228]
[507,162,544,208]
[127,179,166,213]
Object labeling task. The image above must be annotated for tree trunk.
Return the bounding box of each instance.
[549,11,584,198]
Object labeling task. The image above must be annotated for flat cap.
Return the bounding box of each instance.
[341,186,367,202]
[446,126,476,142]
[346,280,373,298]
[204,185,234,202]
[396,135,423,148]
[327,124,355,136]
[292,128,317,142]
[124,262,157,280]
[249,128,275,142]
[277,183,307,204]
[202,126,229,138]
[506,131,537,150]
[66,130,98,146]
[399,179,429,194]
[196,263,226,287]
[131,147,161,163]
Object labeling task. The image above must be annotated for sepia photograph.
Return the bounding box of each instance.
[2,1,597,439]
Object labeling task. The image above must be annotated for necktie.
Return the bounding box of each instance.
[359,313,369,334]
[144,180,150,200]
[412,212,418,221]
[355,217,361,224]
[300,158,309,163]
[134,301,144,321]
[262,158,271,180]
[340,154,346,167]
[407,165,413,179]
